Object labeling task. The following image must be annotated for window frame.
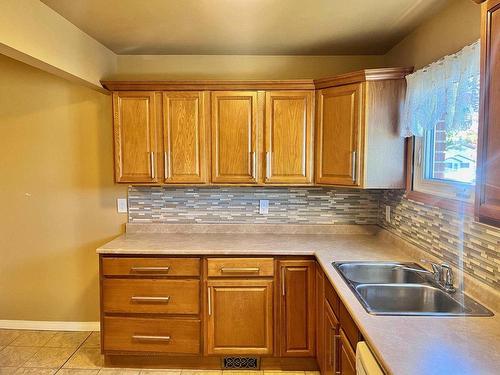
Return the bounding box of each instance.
[404,137,474,215]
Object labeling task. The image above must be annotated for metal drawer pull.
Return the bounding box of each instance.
[266,152,271,180]
[164,151,170,179]
[251,151,256,179]
[220,267,260,274]
[132,335,171,342]
[334,333,341,374]
[351,151,357,183]
[150,151,155,179]
[208,287,212,316]
[130,266,170,273]
[131,296,170,303]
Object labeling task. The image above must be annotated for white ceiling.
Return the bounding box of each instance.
[40,0,452,55]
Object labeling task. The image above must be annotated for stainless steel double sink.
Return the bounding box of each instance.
[333,262,493,316]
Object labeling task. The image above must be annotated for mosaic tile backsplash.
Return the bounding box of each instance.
[127,186,499,290]
[379,190,500,290]
[128,186,381,224]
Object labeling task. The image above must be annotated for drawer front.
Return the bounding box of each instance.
[103,316,200,354]
[207,258,274,277]
[325,279,340,317]
[339,303,361,348]
[103,279,199,314]
[102,257,200,277]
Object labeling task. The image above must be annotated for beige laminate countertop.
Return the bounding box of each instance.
[97,226,500,375]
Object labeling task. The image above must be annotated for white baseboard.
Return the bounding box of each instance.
[0,320,100,331]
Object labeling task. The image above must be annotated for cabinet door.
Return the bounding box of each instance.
[211,91,259,184]
[339,329,356,375]
[315,84,362,186]
[163,92,208,183]
[206,279,273,355]
[315,268,325,374]
[324,299,340,375]
[278,260,315,357]
[477,0,500,226]
[113,92,158,183]
[265,91,313,184]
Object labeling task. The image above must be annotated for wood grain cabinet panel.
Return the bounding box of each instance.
[101,257,200,277]
[278,260,315,357]
[103,316,200,354]
[102,279,199,314]
[324,299,340,375]
[113,92,158,183]
[211,91,259,184]
[339,330,356,375]
[265,91,313,184]
[162,92,208,184]
[207,258,274,277]
[315,84,361,186]
[206,279,273,355]
[477,0,500,226]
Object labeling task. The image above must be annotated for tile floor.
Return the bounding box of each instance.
[0,329,320,375]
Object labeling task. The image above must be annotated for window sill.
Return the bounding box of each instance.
[404,190,474,216]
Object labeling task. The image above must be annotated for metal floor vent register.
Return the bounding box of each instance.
[222,357,260,369]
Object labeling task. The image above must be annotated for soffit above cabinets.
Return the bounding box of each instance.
[40,0,451,55]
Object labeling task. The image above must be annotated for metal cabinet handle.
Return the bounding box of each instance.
[132,335,171,342]
[131,296,170,303]
[164,151,170,179]
[281,267,286,296]
[334,333,341,374]
[207,287,212,316]
[220,267,260,274]
[266,151,271,180]
[351,151,357,183]
[150,152,155,179]
[130,266,170,273]
[251,151,256,179]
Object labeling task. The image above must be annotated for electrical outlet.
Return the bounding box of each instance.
[117,198,128,213]
[259,199,269,214]
[385,205,391,223]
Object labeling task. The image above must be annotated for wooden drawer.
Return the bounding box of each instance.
[102,257,200,277]
[103,279,199,314]
[103,316,200,354]
[325,278,340,318]
[207,258,274,277]
[339,303,361,349]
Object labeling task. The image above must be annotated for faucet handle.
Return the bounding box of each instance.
[440,263,456,293]
[420,259,442,281]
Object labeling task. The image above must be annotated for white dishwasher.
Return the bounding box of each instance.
[356,342,384,375]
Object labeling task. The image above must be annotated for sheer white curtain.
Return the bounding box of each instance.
[400,40,480,138]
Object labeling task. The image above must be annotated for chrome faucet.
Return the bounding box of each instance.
[399,260,456,293]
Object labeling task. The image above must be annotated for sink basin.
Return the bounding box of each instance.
[336,262,426,284]
[355,284,467,315]
[332,261,493,316]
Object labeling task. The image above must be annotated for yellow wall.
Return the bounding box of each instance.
[0,54,126,322]
[385,0,480,69]
[112,55,386,80]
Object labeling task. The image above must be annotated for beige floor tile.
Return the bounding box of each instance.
[14,368,57,374]
[0,348,3,353]
[98,369,141,374]
[0,346,39,368]
[45,332,91,349]
[10,331,56,347]
[24,347,76,369]
[56,370,100,375]
[0,331,22,346]
[81,333,100,349]
[0,368,18,375]
[63,348,103,370]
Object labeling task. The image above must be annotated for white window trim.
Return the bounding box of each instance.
[413,136,475,203]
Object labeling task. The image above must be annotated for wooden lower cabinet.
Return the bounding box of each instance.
[278,260,316,357]
[99,255,364,372]
[206,279,274,355]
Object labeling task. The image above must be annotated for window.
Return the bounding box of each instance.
[401,41,480,203]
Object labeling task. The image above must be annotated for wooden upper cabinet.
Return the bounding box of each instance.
[206,279,273,355]
[315,84,361,186]
[113,92,158,183]
[162,92,208,184]
[278,260,315,357]
[477,0,500,226]
[211,91,260,184]
[265,91,313,184]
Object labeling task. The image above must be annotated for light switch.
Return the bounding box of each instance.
[259,199,269,214]
[117,198,128,213]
